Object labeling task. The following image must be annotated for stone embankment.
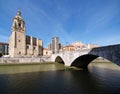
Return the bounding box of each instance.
[0,57,110,64]
[92,58,110,62]
[0,57,51,64]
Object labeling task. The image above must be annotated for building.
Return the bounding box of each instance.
[71,41,86,50]
[0,42,9,57]
[48,37,62,54]
[62,45,75,52]
[9,9,43,57]
[52,37,59,54]
[43,48,51,56]
[62,41,98,52]
[86,43,98,49]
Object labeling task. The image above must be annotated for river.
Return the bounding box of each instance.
[0,62,120,94]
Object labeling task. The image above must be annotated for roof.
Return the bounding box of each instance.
[71,41,84,46]
[63,45,74,47]
[0,42,9,45]
[43,48,49,50]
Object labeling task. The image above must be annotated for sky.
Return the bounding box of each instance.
[0,0,120,47]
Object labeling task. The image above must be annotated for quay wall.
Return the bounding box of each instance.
[0,57,110,64]
[0,57,51,64]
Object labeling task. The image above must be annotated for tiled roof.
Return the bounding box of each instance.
[0,42,9,45]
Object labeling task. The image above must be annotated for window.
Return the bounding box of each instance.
[15,22,17,28]
[26,36,31,44]
[34,47,36,50]
[26,46,29,49]
[19,51,21,55]
[33,38,37,46]
[18,23,21,27]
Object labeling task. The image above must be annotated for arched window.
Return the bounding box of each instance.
[18,22,21,28]
[15,22,17,28]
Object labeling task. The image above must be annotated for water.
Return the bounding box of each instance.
[0,62,120,94]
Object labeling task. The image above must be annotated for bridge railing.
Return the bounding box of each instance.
[57,49,92,54]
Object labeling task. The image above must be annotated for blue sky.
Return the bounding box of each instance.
[0,0,120,47]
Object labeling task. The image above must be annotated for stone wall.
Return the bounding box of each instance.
[0,57,51,64]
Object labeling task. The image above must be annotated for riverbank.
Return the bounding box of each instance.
[0,57,51,63]
[0,62,54,66]
[88,61,120,70]
[0,63,67,74]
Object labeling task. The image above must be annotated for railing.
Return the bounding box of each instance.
[55,49,92,55]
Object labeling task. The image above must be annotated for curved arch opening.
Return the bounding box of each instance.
[88,57,120,71]
[55,56,64,64]
[71,54,98,69]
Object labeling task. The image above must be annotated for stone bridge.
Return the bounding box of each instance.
[50,44,120,68]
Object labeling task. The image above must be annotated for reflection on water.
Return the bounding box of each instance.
[0,62,120,94]
[0,63,65,74]
[88,62,120,94]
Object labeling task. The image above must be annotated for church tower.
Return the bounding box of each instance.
[9,9,26,57]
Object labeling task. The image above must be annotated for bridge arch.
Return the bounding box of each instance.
[71,54,99,69]
[51,44,120,68]
[55,56,64,64]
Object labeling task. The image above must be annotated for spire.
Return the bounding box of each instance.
[17,9,21,16]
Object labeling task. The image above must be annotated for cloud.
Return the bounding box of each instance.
[24,1,73,44]
[0,23,10,43]
[92,35,120,46]
[48,23,74,44]
[85,2,119,33]
[1,0,120,47]
[0,27,10,35]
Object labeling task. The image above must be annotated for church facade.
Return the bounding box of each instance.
[9,10,43,57]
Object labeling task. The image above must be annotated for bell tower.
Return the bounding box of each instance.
[9,9,26,57]
[12,9,25,33]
